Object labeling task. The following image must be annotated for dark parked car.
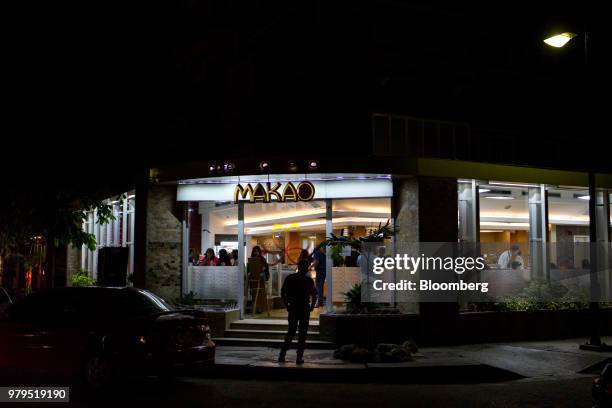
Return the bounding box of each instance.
[0,287,215,388]
[593,362,612,408]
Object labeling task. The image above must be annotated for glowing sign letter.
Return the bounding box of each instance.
[234,184,254,203]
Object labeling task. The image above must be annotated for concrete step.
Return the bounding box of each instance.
[213,337,335,349]
[230,319,319,332]
[224,329,320,341]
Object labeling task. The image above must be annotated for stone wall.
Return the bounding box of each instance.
[393,177,419,244]
[66,245,82,285]
[392,177,459,315]
[145,185,184,302]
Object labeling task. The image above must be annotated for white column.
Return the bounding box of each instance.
[182,219,189,296]
[458,180,478,242]
[129,198,135,274]
[113,204,120,245]
[325,199,333,313]
[199,202,214,254]
[237,202,245,319]
[92,209,99,280]
[88,212,94,275]
[122,196,128,247]
[595,189,611,299]
[528,184,547,279]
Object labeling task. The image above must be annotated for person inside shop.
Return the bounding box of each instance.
[498,244,524,269]
[217,249,231,266]
[189,248,199,265]
[247,246,270,314]
[278,259,318,364]
[199,248,218,266]
[249,246,269,278]
[344,246,360,267]
[230,249,239,266]
[298,249,312,265]
[312,244,326,308]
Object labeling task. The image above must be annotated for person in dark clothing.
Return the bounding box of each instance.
[312,245,326,307]
[278,259,318,364]
[217,248,231,266]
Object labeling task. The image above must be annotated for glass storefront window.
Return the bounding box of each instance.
[547,186,590,271]
[179,174,394,317]
[478,182,531,272]
[185,201,240,309]
[184,195,393,316]
[245,200,326,315]
[331,198,392,312]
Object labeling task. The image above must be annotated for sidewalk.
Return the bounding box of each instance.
[189,337,612,384]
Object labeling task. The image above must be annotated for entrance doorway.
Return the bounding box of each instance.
[180,175,393,328]
[244,200,327,320]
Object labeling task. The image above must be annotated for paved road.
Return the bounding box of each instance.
[61,376,593,408]
[4,338,609,407]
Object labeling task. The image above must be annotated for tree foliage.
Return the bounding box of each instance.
[0,184,120,258]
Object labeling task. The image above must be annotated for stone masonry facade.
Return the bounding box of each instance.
[145,185,183,302]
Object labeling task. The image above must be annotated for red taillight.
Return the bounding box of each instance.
[606,382,612,394]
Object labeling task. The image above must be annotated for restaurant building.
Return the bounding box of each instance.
[78,114,612,345]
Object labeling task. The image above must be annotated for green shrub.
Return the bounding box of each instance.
[176,291,198,306]
[70,269,97,287]
[343,283,363,313]
[496,280,590,311]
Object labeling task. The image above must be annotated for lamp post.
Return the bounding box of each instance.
[543,30,612,351]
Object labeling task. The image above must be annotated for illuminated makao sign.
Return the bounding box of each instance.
[234,182,315,203]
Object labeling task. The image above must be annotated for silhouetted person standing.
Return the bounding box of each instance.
[278,259,318,364]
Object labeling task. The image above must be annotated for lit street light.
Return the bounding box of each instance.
[544,28,611,351]
[543,32,577,47]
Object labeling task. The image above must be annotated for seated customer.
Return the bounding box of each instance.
[200,248,218,266]
[230,249,239,266]
[218,249,231,266]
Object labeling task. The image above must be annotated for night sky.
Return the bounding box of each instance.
[4,1,609,193]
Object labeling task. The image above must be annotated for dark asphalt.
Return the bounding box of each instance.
[67,376,593,408]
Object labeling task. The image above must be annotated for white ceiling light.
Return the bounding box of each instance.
[484,196,515,200]
[488,181,538,188]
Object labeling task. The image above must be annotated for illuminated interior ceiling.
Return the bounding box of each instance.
[479,185,589,231]
[210,198,391,236]
[179,173,392,184]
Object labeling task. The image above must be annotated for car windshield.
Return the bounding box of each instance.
[103,289,175,318]
[8,288,175,322]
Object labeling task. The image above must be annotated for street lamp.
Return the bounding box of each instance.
[543,32,576,47]
[544,29,611,351]
[543,29,589,65]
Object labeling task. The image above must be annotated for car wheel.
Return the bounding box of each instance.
[82,354,115,390]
